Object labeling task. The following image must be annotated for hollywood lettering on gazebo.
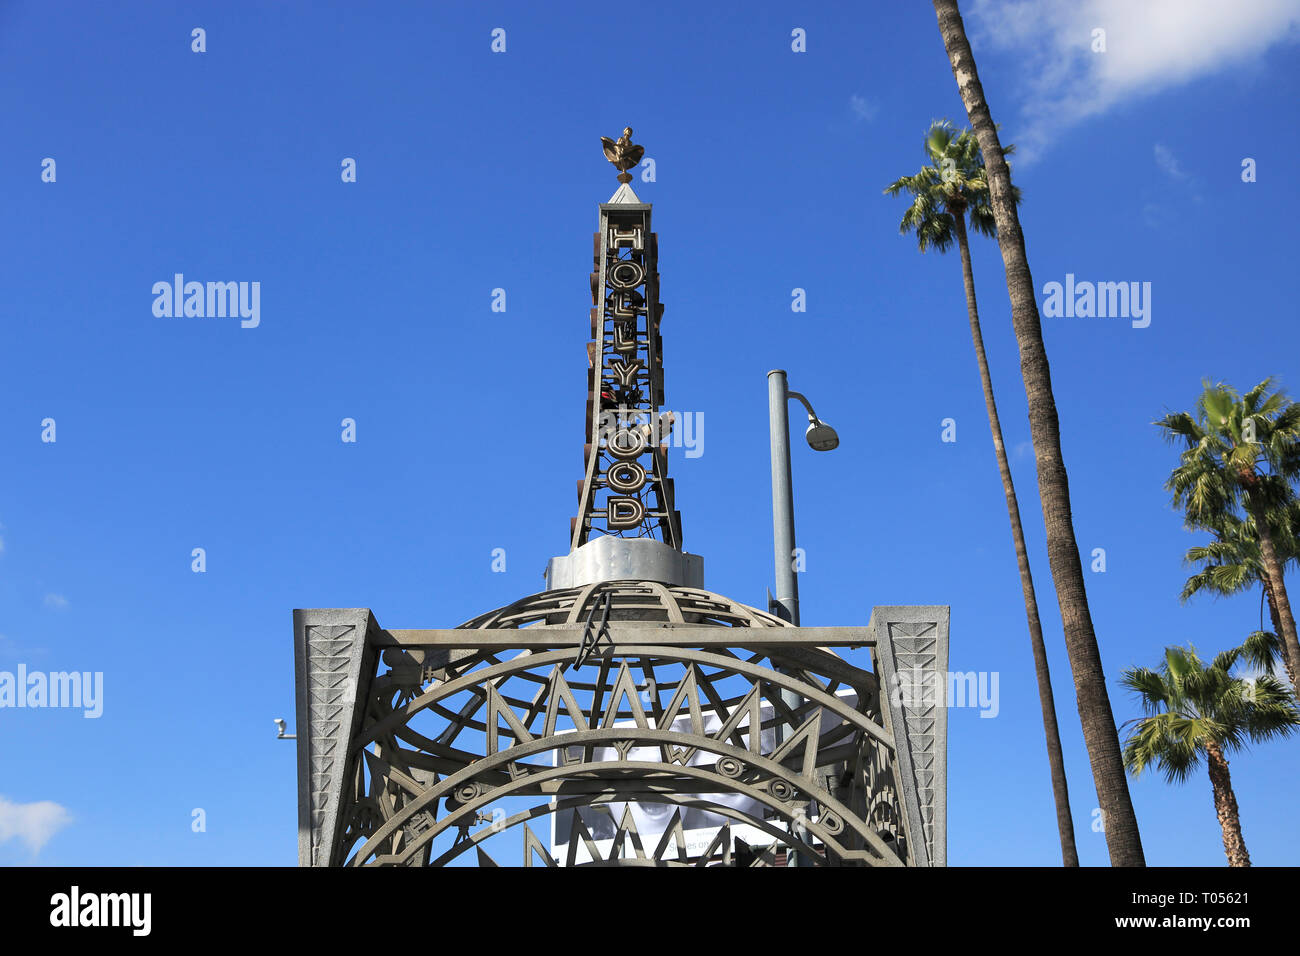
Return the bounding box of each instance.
[291,130,950,867]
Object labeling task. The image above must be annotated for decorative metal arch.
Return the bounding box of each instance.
[293,588,948,867]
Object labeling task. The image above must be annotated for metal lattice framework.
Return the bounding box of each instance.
[294,588,948,867]
[571,195,680,549]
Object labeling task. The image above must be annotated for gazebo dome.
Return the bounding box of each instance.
[456,580,793,630]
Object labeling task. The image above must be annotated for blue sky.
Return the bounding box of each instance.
[2,0,1298,866]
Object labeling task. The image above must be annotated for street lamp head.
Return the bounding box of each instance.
[805,418,839,452]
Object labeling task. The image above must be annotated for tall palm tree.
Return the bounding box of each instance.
[1180,504,1300,690]
[1120,643,1299,866]
[929,0,1146,866]
[885,121,1078,866]
[1157,380,1300,700]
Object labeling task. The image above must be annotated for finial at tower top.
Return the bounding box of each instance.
[600,126,644,184]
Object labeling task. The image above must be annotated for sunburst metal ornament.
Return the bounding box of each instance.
[601,126,644,183]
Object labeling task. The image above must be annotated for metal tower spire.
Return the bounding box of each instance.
[545,129,702,590]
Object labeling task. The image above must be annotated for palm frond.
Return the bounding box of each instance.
[1121,637,1300,790]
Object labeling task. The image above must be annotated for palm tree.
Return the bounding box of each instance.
[1120,643,1299,866]
[1180,504,1300,690]
[929,0,1146,866]
[1157,380,1300,699]
[1238,628,1289,677]
[885,122,1078,866]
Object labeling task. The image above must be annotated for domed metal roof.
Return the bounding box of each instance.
[457,580,793,630]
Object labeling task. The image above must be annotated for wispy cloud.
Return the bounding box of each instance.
[0,634,51,662]
[0,796,73,855]
[850,94,878,122]
[43,593,69,610]
[1153,144,1188,181]
[1152,143,1203,205]
[967,0,1300,162]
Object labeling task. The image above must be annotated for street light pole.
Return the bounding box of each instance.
[768,369,839,624]
[768,369,800,628]
[766,369,839,866]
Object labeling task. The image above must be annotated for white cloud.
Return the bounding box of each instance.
[967,0,1300,161]
[1152,143,1204,204]
[850,94,878,122]
[1153,144,1187,181]
[0,634,49,660]
[43,593,69,610]
[0,796,73,855]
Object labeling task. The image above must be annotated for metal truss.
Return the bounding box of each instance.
[293,590,948,867]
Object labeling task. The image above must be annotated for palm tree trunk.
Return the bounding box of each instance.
[931,0,1145,866]
[1248,497,1300,699]
[953,213,1079,866]
[1262,579,1300,692]
[1204,740,1251,866]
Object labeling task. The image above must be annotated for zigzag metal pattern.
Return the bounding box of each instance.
[473,807,756,868]
[887,621,940,865]
[303,623,359,865]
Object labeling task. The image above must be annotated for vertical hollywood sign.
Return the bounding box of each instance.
[571,201,681,550]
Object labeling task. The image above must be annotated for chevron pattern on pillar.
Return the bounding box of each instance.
[887,620,941,865]
[871,605,949,867]
[305,624,355,860]
[293,609,374,867]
